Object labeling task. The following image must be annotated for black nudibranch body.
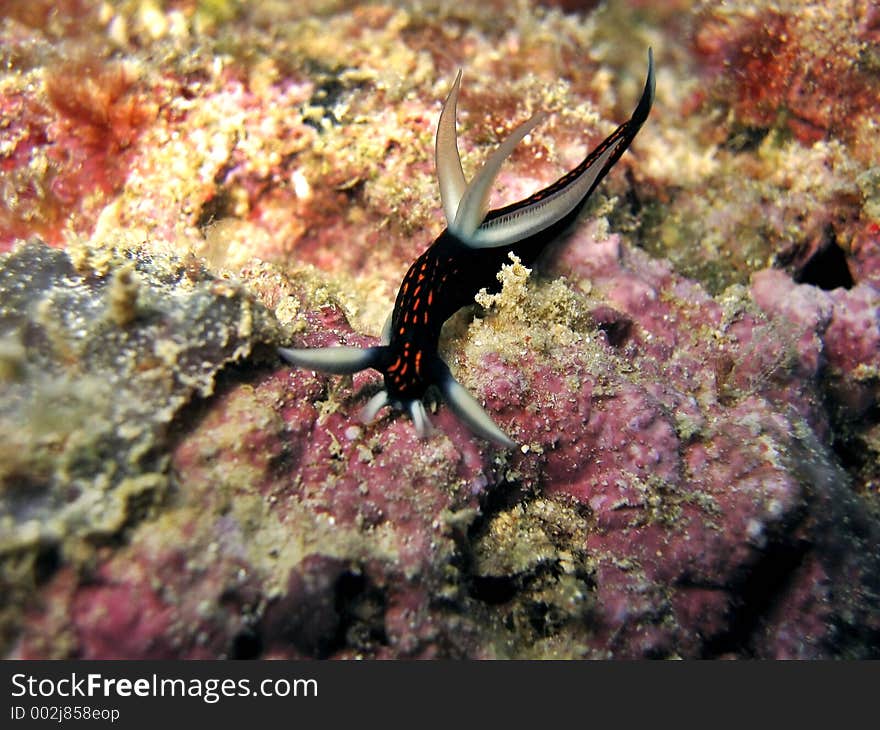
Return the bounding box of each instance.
[280,51,655,447]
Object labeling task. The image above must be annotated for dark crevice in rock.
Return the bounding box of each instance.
[593,309,634,348]
[829,604,880,658]
[700,538,811,658]
[826,403,879,485]
[259,559,388,658]
[722,125,770,153]
[469,573,520,605]
[793,235,854,290]
[229,628,263,659]
[624,168,643,216]
[33,544,61,584]
[466,481,535,543]
[332,569,389,654]
[196,187,233,229]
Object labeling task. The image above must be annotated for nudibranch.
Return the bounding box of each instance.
[280,50,655,448]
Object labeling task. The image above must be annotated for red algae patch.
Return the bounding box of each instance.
[693,3,880,149]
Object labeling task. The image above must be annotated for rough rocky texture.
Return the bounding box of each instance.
[1,0,879,658]
[0,239,278,652]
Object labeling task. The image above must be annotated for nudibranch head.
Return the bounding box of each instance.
[279,50,655,448]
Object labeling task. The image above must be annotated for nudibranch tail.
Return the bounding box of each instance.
[631,48,656,126]
[278,345,386,375]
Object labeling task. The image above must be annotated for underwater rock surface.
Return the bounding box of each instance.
[0,239,278,656]
[1,1,879,658]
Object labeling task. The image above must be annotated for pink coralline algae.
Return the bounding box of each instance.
[2,0,880,659]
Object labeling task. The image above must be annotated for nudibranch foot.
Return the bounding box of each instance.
[278,50,655,448]
[359,389,390,425]
[408,400,435,440]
